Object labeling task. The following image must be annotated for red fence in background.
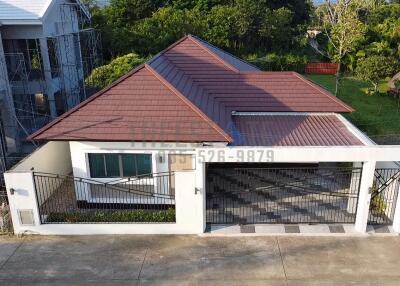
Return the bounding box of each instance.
[305,63,339,75]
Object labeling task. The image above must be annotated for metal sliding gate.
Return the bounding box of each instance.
[368,168,400,225]
[206,166,362,224]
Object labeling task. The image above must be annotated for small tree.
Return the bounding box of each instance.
[355,55,395,95]
[320,0,366,95]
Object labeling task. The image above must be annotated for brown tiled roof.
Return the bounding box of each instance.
[232,115,363,146]
[190,35,260,72]
[30,35,356,144]
[148,36,353,136]
[29,65,231,142]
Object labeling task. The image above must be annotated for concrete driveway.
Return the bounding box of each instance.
[0,235,399,285]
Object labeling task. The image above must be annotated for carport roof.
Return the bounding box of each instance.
[231,114,365,146]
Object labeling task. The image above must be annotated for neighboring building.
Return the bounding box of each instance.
[0,0,100,164]
[94,0,110,6]
[4,36,400,235]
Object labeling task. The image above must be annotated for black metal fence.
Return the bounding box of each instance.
[33,172,176,224]
[0,172,13,233]
[206,166,362,224]
[368,168,400,225]
[0,174,7,205]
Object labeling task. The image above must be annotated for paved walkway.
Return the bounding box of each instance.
[0,235,400,285]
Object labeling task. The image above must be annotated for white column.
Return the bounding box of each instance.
[0,32,18,153]
[355,161,376,233]
[195,162,206,232]
[175,170,204,234]
[391,181,400,233]
[39,38,57,118]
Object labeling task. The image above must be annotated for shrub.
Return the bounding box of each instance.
[370,184,386,215]
[85,53,147,89]
[46,209,176,223]
[250,53,308,73]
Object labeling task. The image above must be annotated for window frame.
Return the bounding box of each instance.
[87,153,153,179]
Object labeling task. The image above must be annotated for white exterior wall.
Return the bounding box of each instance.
[196,146,400,163]
[12,141,71,173]
[69,141,199,203]
[5,141,400,235]
[70,141,200,179]
[5,170,204,235]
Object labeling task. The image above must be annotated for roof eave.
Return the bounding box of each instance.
[27,64,148,141]
[292,72,355,113]
[0,19,42,25]
[30,138,229,143]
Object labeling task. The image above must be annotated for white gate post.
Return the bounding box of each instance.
[194,162,206,232]
[391,180,400,233]
[175,170,205,234]
[355,161,376,233]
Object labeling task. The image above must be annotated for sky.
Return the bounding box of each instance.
[314,0,335,5]
[95,0,333,7]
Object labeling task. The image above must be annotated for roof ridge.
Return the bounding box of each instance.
[27,64,147,140]
[146,35,190,66]
[187,35,240,73]
[291,72,354,113]
[147,34,240,73]
[144,64,233,143]
[189,35,260,72]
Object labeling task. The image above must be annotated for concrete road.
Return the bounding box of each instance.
[0,235,399,285]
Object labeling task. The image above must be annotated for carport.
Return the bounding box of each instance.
[196,145,400,233]
[206,162,362,225]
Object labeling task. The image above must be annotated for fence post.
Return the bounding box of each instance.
[355,161,376,233]
[174,170,204,234]
[4,171,41,234]
[391,179,400,233]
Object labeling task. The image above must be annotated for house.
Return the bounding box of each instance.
[4,35,400,235]
[0,0,99,159]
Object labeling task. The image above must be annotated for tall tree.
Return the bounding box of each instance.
[321,0,366,95]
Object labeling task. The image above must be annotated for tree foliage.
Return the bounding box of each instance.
[133,7,206,55]
[91,0,313,60]
[318,0,366,94]
[86,0,400,98]
[85,53,147,88]
[355,55,396,94]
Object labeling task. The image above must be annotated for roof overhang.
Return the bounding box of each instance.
[230,112,374,147]
[0,0,90,26]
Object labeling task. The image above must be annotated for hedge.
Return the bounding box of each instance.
[249,53,308,73]
[46,209,175,223]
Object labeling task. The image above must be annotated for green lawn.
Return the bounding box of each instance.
[306,75,400,143]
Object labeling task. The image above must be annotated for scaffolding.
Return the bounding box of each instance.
[0,1,101,164]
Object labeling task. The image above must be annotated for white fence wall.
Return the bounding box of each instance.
[5,170,204,235]
[11,141,72,205]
